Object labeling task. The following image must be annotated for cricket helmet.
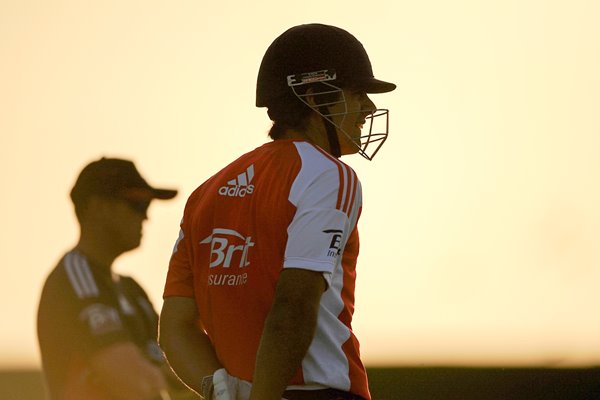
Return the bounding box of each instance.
[256,23,396,107]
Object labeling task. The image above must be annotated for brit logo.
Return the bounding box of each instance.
[219,164,255,197]
[323,229,343,257]
[201,228,254,287]
[80,304,122,335]
[200,228,255,268]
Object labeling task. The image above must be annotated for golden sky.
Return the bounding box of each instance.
[1,0,599,368]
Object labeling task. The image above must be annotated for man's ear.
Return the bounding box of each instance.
[303,87,318,107]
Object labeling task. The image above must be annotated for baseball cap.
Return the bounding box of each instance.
[256,23,396,107]
[70,157,177,204]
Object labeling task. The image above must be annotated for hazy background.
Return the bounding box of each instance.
[1,0,599,370]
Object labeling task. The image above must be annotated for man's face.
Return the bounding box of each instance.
[330,89,377,155]
[102,197,149,252]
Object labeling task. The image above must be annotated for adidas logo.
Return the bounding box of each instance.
[218,164,255,197]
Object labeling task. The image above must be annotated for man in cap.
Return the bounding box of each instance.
[37,157,182,400]
[160,23,395,400]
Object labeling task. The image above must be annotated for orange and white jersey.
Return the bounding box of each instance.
[164,139,369,399]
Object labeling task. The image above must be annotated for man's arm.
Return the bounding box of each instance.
[159,296,222,395]
[87,342,168,400]
[250,268,326,400]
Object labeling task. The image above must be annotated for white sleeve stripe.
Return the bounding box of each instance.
[341,165,353,215]
[348,169,357,215]
[64,253,84,298]
[64,251,99,298]
[338,163,348,212]
[80,256,99,296]
[340,163,356,216]
[70,254,90,297]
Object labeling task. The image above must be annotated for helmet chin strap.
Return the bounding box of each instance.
[318,106,341,158]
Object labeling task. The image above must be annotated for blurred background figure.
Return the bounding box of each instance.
[37,157,189,400]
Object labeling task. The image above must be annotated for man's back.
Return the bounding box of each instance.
[165,139,368,396]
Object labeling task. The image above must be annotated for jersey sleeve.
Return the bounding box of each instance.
[163,217,195,298]
[284,146,361,285]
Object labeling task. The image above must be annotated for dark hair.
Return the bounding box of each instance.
[266,92,312,139]
[266,84,342,140]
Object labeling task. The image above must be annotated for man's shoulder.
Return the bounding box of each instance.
[255,139,352,178]
[38,251,93,326]
[41,250,77,288]
[41,250,103,301]
[290,141,357,180]
[290,140,355,171]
